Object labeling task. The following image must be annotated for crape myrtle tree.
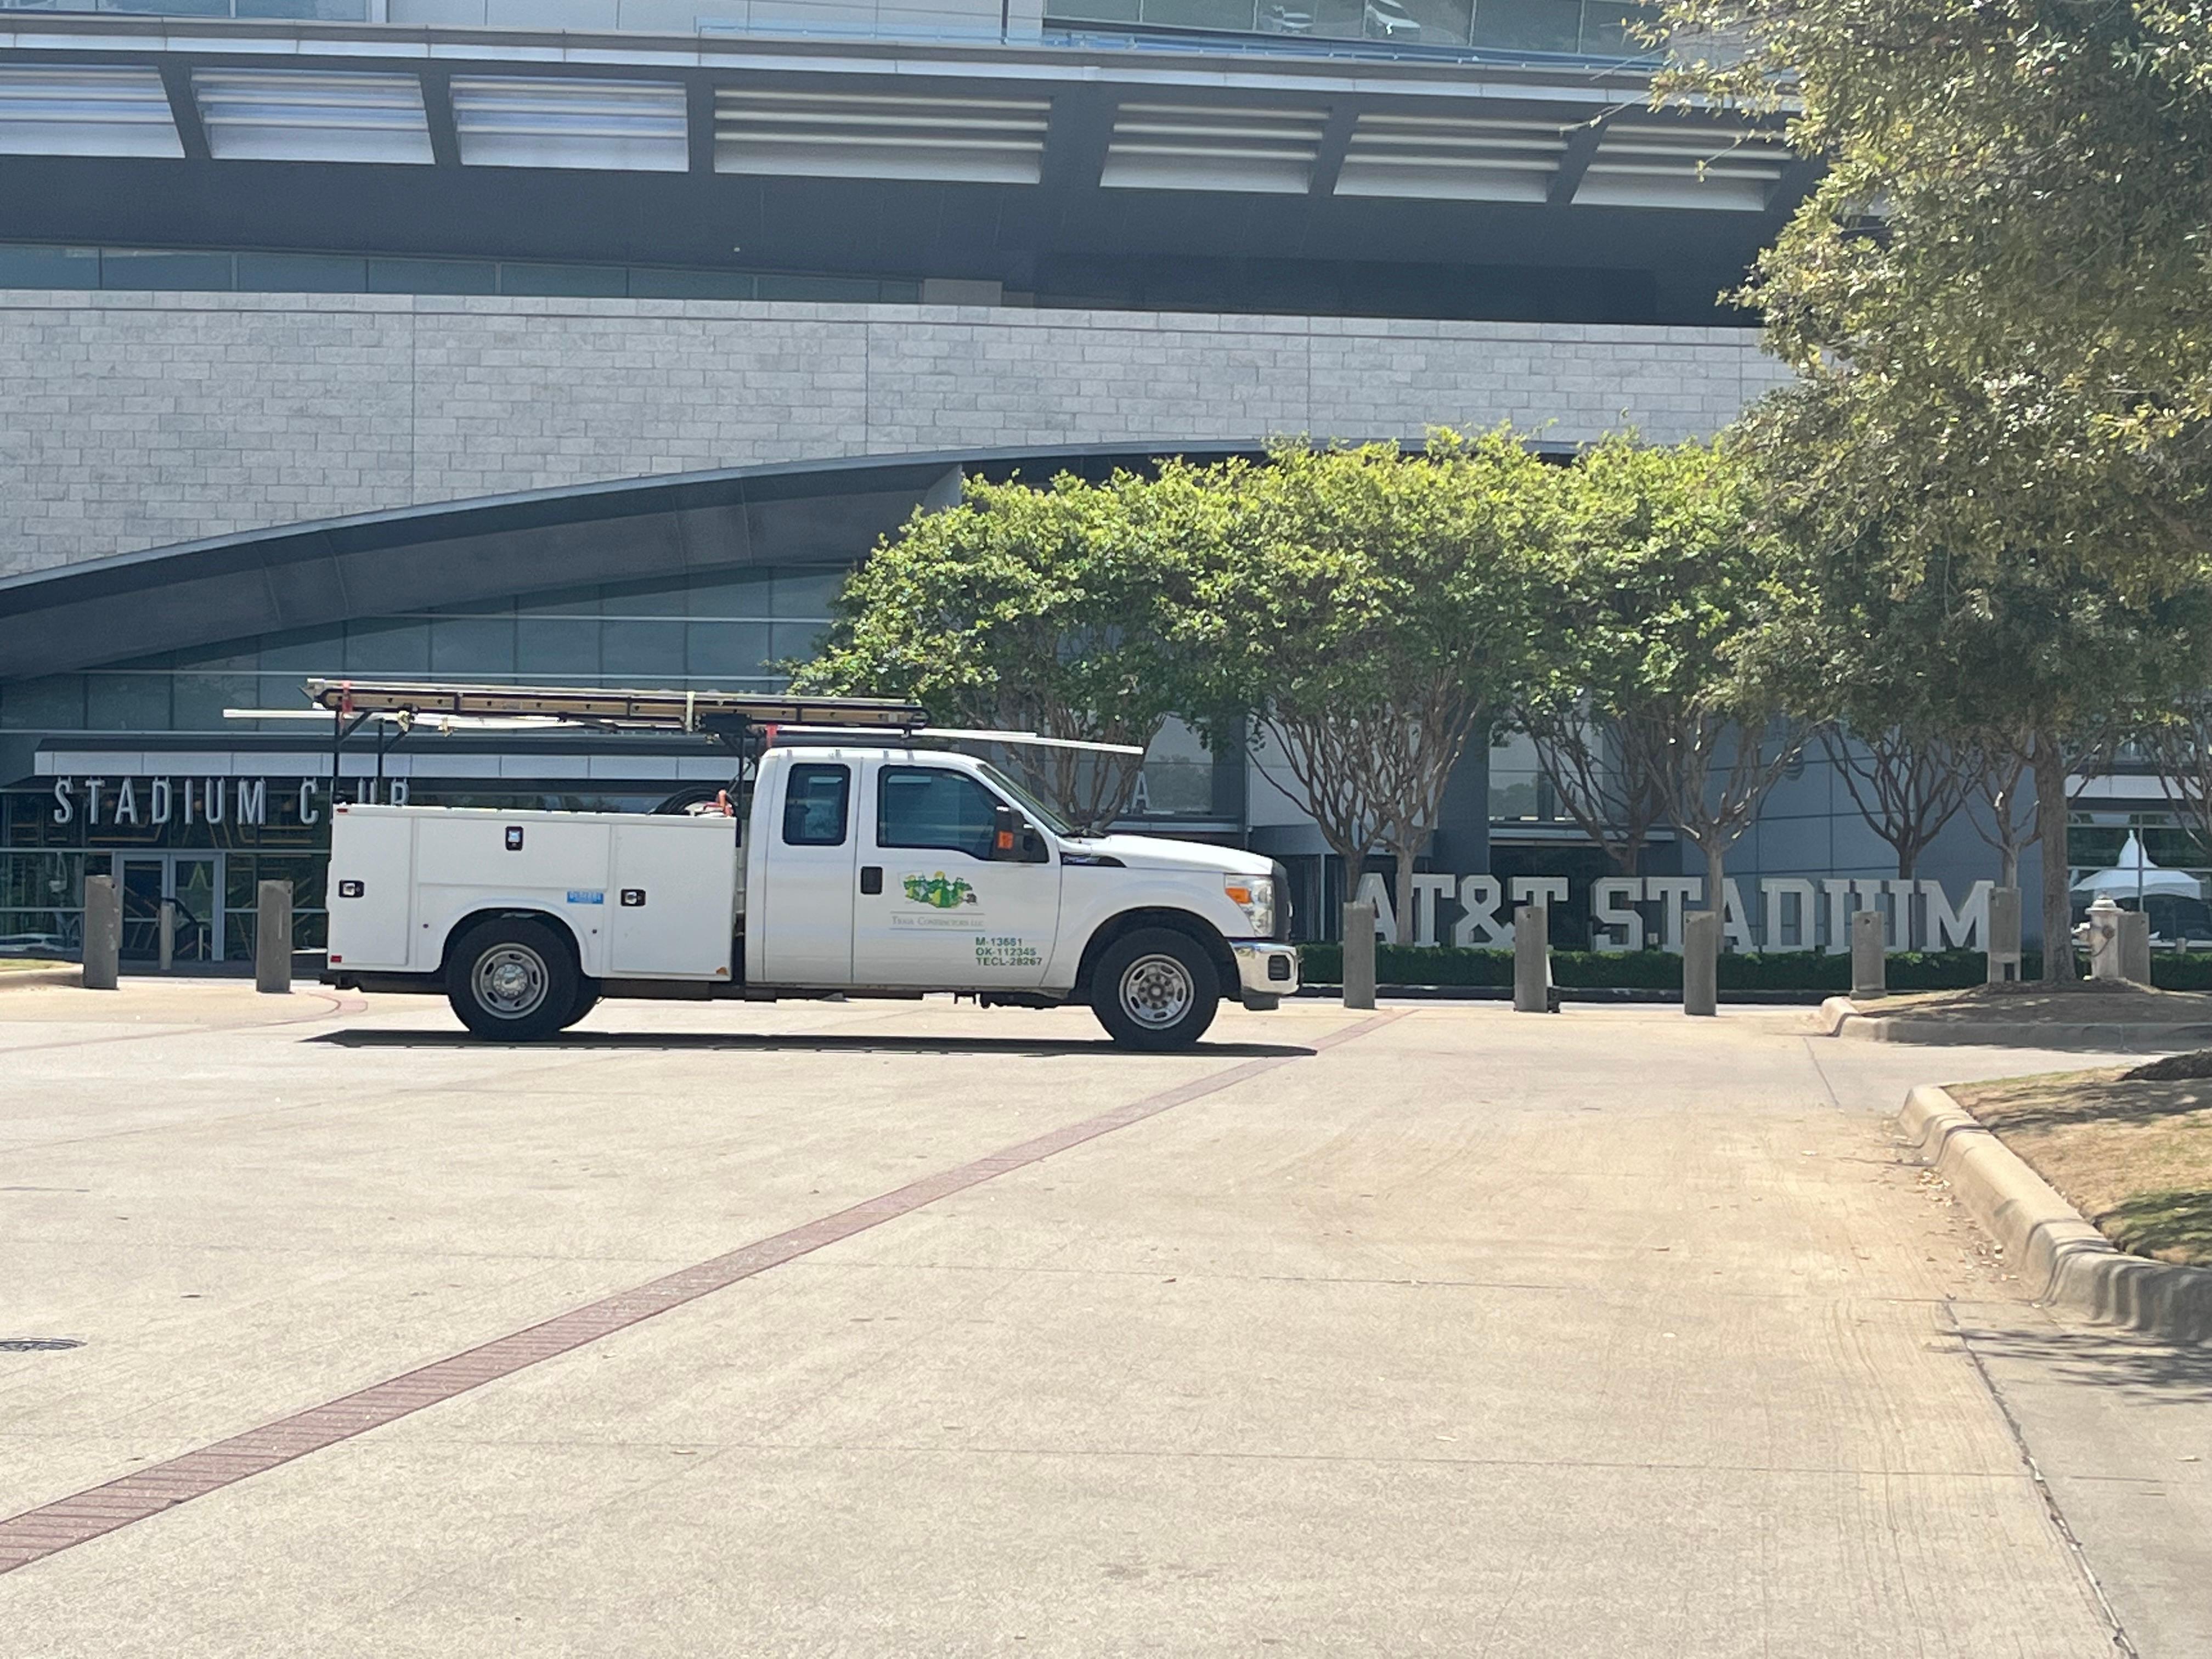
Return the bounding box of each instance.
[791,469,1205,832]
[1178,433,1551,945]
[1522,436,1804,913]
[1818,723,1974,883]
[1739,382,2212,979]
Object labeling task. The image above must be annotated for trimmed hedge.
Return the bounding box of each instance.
[1295,943,2066,991]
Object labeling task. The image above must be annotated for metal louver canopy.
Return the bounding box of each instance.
[303,678,929,732]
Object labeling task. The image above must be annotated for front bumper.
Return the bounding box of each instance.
[1231,941,1300,1009]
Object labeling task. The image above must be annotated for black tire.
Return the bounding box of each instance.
[445,918,579,1042]
[1091,927,1220,1051]
[558,981,602,1031]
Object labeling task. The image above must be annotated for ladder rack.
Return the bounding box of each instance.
[303,679,928,736]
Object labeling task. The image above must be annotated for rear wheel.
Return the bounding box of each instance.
[1091,927,1220,1051]
[445,918,578,1042]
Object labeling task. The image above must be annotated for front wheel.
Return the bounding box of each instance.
[1091,927,1220,1051]
[445,918,579,1042]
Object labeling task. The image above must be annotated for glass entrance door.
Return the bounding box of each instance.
[117,854,222,964]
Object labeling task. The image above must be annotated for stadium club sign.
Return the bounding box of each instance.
[47,775,407,830]
[1352,872,2001,956]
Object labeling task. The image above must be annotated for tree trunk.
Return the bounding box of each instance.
[2031,731,2073,984]
[1702,839,1725,913]
[1393,845,1418,946]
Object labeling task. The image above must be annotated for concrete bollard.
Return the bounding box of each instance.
[256,879,294,995]
[1986,887,2023,985]
[82,873,120,991]
[1682,909,1719,1016]
[1852,907,1887,998]
[1341,900,1378,1012]
[2118,909,2152,986]
[157,897,175,973]
[1513,903,1552,1013]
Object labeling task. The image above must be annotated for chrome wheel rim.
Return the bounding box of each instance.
[474,943,549,1019]
[1118,953,1194,1029]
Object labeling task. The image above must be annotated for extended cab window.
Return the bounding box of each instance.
[781,763,851,846]
[877,766,997,861]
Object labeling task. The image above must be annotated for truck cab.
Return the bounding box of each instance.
[326,739,1298,1049]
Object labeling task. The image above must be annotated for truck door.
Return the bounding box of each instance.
[757,759,857,985]
[853,761,1059,988]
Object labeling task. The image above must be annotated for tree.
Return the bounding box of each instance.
[1660,0,2212,597]
[1180,433,1551,943]
[1820,724,1974,883]
[790,470,1198,831]
[1738,381,2212,978]
[1523,436,1803,912]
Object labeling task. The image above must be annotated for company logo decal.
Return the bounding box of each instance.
[902,872,977,909]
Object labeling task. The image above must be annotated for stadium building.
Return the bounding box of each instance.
[0,0,2154,961]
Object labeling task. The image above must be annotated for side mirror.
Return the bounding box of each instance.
[991,803,1022,860]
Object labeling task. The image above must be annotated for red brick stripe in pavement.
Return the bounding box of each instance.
[0,1008,1407,1576]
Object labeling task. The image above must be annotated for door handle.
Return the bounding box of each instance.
[860,866,883,895]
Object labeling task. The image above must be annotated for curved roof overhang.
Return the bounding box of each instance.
[0,444,1259,681]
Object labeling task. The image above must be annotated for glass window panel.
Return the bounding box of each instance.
[754,274,891,302]
[781,763,851,847]
[877,766,997,861]
[226,855,257,911]
[771,566,844,619]
[517,618,600,679]
[1473,0,1583,50]
[1138,0,1257,26]
[367,257,498,296]
[498,262,628,298]
[258,627,345,676]
[769,621,826,673]
[879,280,923,302]
[1579,0,1658,52]
[1047,0,1142,18]
[1304,0,1364,37]
[0,245,100,288]
[685,621,775,680]
[234,252,368,292]
[237,0,370,18]
[84,673,172,731]
[599,579,686,617]
[515,584,603,617]
[430,613,517,675]
[171,673,258,731]
[628,268,757,300]
[0,677,85,730]
[685,571,776,618]
[99,249,235,290]
[343,620,430,674]
[600,619,685,682]
[1398,0,1472,42]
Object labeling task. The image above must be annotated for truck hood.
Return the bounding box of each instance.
[1068,833,1274,877]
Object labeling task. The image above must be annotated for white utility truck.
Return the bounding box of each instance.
[312,680,1297,1048]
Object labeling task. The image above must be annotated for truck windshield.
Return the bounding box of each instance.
[977,761,1076,838]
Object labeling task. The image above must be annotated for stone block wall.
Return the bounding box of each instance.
[0,291,1793,577]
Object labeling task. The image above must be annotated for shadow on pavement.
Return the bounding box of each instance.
[1956,1314,2212,1405]
[308,1029,1316,1059]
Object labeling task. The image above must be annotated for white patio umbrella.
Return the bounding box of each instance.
[2070,832,2204,901]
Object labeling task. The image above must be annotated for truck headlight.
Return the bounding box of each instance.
[1224,873,1276,937]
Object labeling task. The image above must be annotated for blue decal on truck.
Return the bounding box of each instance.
[567,890,606,905]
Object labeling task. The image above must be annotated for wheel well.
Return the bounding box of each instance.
[1076,909,1238,1002]
[439,909,584,977]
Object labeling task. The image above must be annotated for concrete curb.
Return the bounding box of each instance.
[0,966,82,991]
[1898,1083,2212,1344]
[1816,994,2212,1048]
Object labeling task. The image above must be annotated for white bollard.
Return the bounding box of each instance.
[1851,908,1886,999]
[1341,900,1377,1012]
[1682,910,1719,1017]
[1513,904,1552,1013]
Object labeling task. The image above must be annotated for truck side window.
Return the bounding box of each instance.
[877,766,997,861]
[781,763,851,847]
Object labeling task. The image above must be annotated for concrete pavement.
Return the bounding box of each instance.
[0,982,2202,1655]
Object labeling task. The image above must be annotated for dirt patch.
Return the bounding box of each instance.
[0,959,68,974]
[1871,982,2212,1025]
[1951,1069,2212,1266]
